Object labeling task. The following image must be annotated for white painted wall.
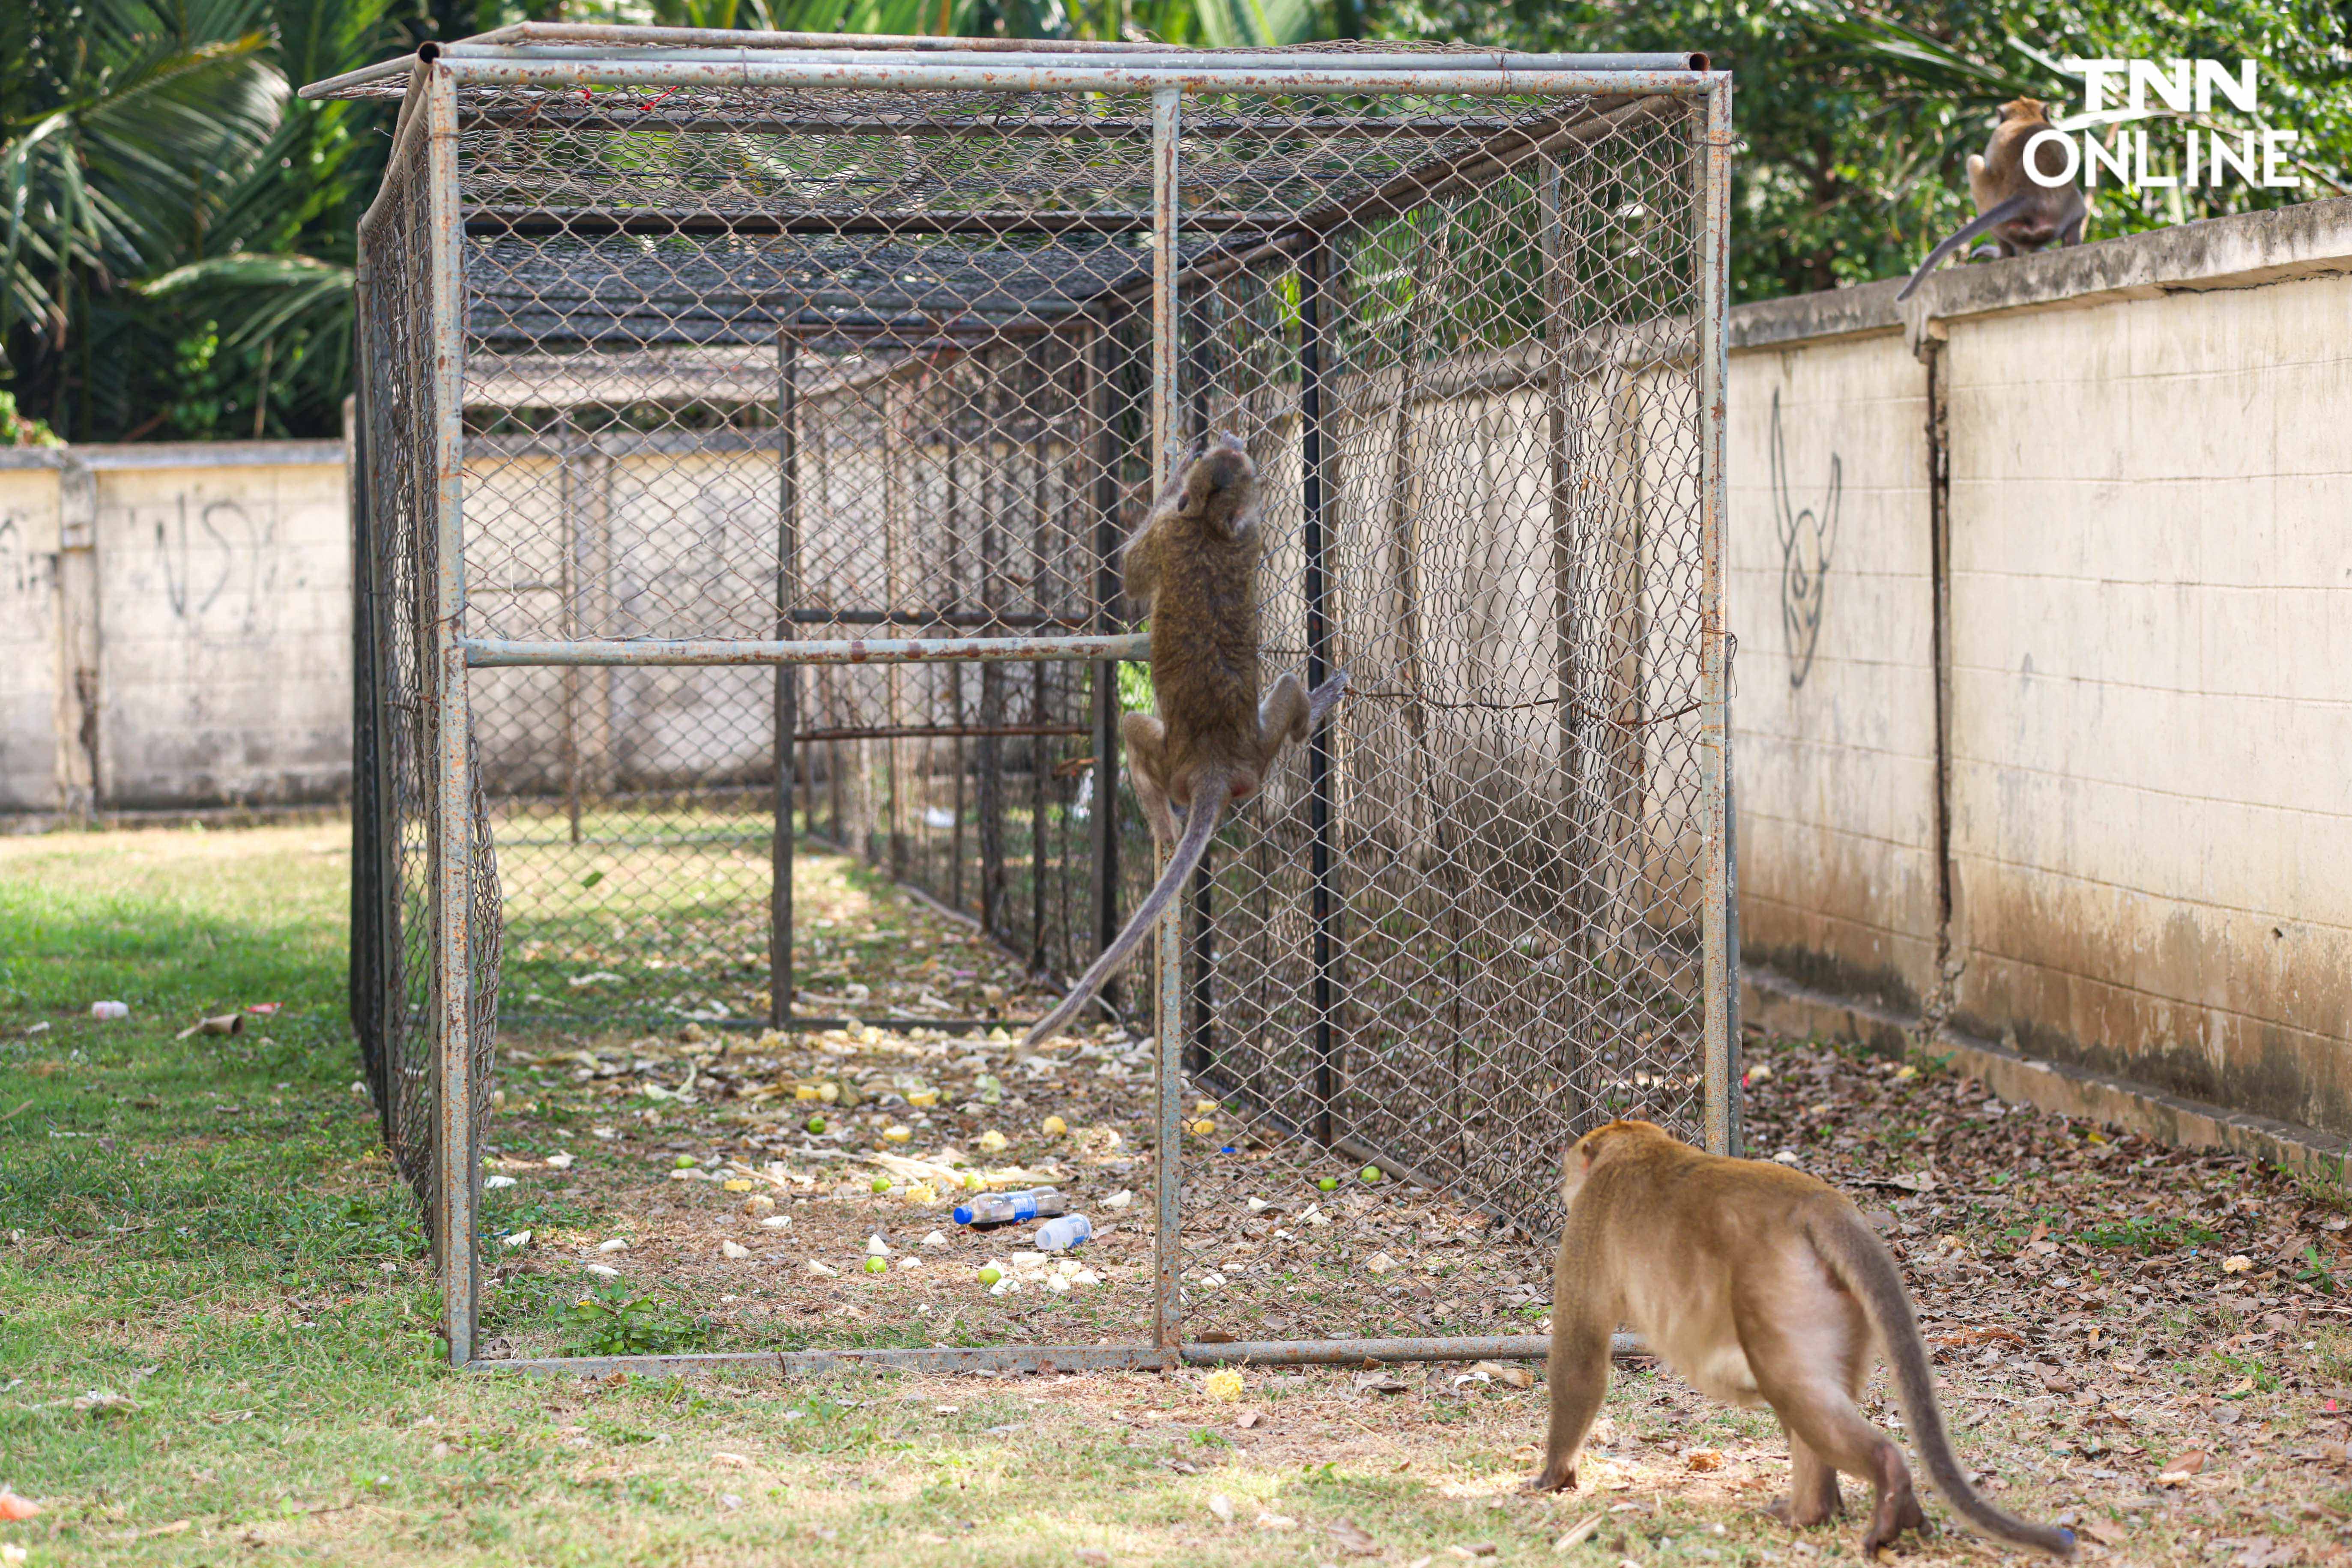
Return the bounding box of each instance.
[1727,337,1939,1009]
[1941,276,2352,1130]
[1730,197,2352,1137]
[0,458,63,812]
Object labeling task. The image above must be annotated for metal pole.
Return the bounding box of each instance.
[1300,239,1339,1150]
[1693,79,1736,1158]
[771,331,801,1031]
[1149,83,1183,1359]
[424,63,479,1368]
[458,633,1150,666]
[1088,313,1124,1008]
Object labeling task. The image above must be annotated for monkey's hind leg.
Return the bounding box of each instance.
[1120,711,1180,854]
[1742,1296,1928,1555]
[1768,1422,1844,1530]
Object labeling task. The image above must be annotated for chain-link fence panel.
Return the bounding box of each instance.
[336,39,1729,1366]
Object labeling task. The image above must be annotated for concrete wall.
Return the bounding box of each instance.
[1730,196,2352,1141]
[0,442,351,816]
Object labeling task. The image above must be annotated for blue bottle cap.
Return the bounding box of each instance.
[952,1205,974,1225]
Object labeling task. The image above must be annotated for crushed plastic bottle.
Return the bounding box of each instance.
[951,1187,1064,1227]
[1034,1213,1092,1252]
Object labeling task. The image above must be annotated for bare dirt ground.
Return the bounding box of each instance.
[470,842,2352,1565]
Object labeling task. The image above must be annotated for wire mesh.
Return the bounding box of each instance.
[346,47,1725,1359]
[354,103,504,1223]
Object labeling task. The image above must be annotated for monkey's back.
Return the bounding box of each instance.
[1147,515,1264,796]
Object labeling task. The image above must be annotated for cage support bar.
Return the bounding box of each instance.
[424,62,480,1372]
[1149,84,1184,1359]
[1695,78,1738,1159]
[458,634,1149,667]
[414,57,1721,100]
[770,329,801,1032]
[465,1334,1648,1380]
[1300,238,1341,1150]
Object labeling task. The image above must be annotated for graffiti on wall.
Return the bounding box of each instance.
[150,493,278,633]
[1770,388,1840,690]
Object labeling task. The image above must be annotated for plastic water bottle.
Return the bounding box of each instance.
[1034,1213,1092,1252]
[952,1188,1064,1227]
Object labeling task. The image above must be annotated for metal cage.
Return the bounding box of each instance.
[325,27,1737,1374]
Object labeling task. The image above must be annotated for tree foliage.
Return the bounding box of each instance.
[3,0,2344,441]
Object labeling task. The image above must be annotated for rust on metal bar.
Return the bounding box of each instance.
[1149,84,1184,1358]
[797,722,1086,744]
[424,61,480,1371]
[1695,79,1736,1159]
[427,57,1720,101]
[459,633,1149,667]
[464,1334,1647,1379]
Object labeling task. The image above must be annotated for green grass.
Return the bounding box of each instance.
[0,823,1641,1566]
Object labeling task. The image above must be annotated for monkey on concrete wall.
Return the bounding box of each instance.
[1898,98,2088,300]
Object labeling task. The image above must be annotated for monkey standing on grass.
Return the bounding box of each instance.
[1898,98,2088,301]
[1532,1120,2075,1558]
[1023,433,1346,1048]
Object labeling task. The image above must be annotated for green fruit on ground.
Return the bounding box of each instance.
[864,1256,887,1274]
[978,1265,1003,1285]
[1360,1165,1383,1184]
[1317,1176,1338,1192]
[672,1154,696,1168]
[806,1116,827,1134]
[871,1177,892,1194]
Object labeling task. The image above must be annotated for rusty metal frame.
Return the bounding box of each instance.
[347,36,1731,1374]
[1695,77,1738,1159]
[424,63,481,1365]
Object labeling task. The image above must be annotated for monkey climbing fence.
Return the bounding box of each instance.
[327,28,1736,1372]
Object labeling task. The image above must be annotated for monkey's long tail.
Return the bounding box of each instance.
[1809,1211,2077,1558]
[1895,192,2035,302]
[1020,775,1226,1049]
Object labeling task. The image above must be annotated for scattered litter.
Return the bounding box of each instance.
[89,1001,129,1020]
[1207,1493,1235,1524]
[717,1492,743,1511]
[804,1259,839,1278]
[597,1238,628,1253]
[175,1014,242,1039]
[502,1231,532,1249]
[1255,1513,1297,1531]
[759,1215,790,1228]
[1104,1189,1134,1211]
[0,1491,40,1520]
[921,1231,947,1248]
[484,1174,518,1190]
[566,972,623,988]
[741,1194,776,1215]
[1685,1449,1724,1472]
[544,1153,574,1170]
[882,1125,912,1144]
[246,1003,281,1015]
[721,1240,750,1259]
[1203,1368,1244,1402]
[1040,1115,1067,1137]
[977,1129,1009,1153]
[1365,1252,1399,1275]
[866,1235,891,1257]
[1035,1213,1091,1251]
[1353,1371,1411,1395]
[73,1389,138,1417]
[586,1263,621,1278]
[2223,1254,2253,1273]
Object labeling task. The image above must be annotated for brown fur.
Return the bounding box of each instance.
[1531,1120,2074,1559]
[1898,98,2087,300]
[1023,434,1344,1045]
